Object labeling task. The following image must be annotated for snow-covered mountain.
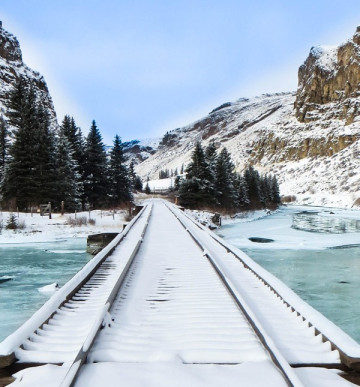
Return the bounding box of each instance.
[135,28,360,208]
[0,21,57,128]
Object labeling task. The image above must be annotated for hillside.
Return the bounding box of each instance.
[136,29,360,208]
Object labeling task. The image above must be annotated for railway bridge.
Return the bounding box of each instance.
[0,200,360,386]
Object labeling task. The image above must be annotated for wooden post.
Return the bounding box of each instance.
[61,201,64,216]
[48,202,52,219]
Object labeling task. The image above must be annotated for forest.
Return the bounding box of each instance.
[176,142,281,211]
[0,78,140,212]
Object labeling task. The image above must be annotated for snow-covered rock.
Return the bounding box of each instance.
[0,22,57,129]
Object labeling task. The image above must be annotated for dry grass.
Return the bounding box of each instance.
[66,216,88,226]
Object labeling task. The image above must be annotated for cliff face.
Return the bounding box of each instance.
[295,27,360,125]
[0,23,57,127]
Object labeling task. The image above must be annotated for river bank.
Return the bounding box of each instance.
[0,209,128,244]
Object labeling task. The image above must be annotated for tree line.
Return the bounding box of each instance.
[176,141,280,211]
[0,78,141,212]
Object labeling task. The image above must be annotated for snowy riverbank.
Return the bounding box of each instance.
[0,209,128,244]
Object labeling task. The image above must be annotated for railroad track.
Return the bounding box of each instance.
[0,200,359,386]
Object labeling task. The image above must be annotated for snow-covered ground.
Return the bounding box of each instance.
[0,209,128,244]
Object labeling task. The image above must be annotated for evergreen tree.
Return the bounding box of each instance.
[60,115,85,187]
[83,120,109,208]
[3,83,41,209]
[0,116,9,184]
[271,175,281,204]
[145,177,151,194]
[205,141,217,177]
[179,142,216,208]
[5,77,28,130]
[129,161,137,191]
[174,175,182,191]
[109,135,132,205]
[134,176,143,191]
[244,165,261,205]
[234,174,249,208]
[34,103,57,204]
[215,148,236,209]
[54,127,82,211]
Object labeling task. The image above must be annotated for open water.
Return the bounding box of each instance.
[0,239,91,341]
[218,206,360,343]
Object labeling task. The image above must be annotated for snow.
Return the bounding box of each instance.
[0,209,128,244]
[5,200,360,386]
[217,205,360,250]
[147,177,175,191]
[37,283,59,294]
[0,205,148,358]
[134,92,360,209]
[181,206,360,359]
[310,45,338,71]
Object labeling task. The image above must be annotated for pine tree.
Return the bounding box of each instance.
[129,161,137,191]
[271,175,281,204]
[179,142,216,208]
[134,176,143,191]
[34,103,57,204]
[244,165,261,206]
[109,135,132,205]
[3,83,41,209]
[0,116,9,184]
[234,174,249,208]
[54,127,81,211]
[205,141,217,177]
[83,120,109,208]
[145,177,151,194]
[215,148,236,209]
[61,116,86,208]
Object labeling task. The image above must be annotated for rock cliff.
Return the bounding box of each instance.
[0,22,57,127]
[295,26,360,125]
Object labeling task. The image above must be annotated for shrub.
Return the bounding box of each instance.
[88,218,96,225]
[281,195,297,203]
[66,216,88,226]
[6,213,18,230]
[17,219,26,230]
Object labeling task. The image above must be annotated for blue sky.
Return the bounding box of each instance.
[1,1,360,144]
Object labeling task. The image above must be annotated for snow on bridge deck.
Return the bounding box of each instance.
[1,200,359,386]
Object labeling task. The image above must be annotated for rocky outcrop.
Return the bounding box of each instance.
[295,26,360,123]
[0,22,57,127]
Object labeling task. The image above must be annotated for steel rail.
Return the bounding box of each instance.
[164,202,303,387]
[172,203,360,372]
[58,205,153,387]
[0,204,149,370]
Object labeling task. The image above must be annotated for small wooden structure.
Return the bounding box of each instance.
[87,233,119,255]
[39,202,51,219]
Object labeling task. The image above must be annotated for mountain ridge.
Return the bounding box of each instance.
[134,26,360,208]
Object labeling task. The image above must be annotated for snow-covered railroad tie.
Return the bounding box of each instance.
[1,200,360,386]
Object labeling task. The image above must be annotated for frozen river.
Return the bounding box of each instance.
[0,238,91,341]
[217,205,360,343]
